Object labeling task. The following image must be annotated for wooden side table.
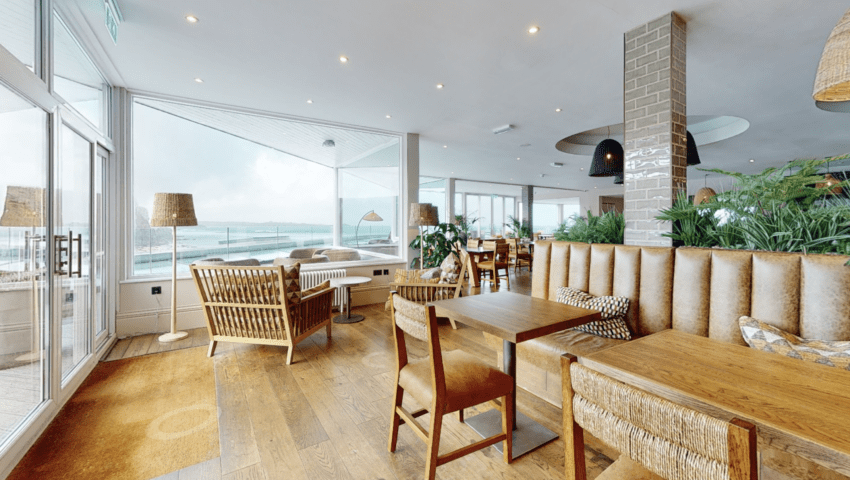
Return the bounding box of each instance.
[331,276,371,324]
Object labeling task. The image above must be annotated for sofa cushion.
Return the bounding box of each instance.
[501,329,626,374]
[438,251,461,284]
[739,316,850,370]
[556,287,631,340]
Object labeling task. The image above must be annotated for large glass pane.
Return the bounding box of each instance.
[339,144,400,256]
[493,196,504,236]
[479,195,491,237]
[419,177,445,223]
[0,0,37,71]
[454,192,463,219]
[0,83,48,446]
[466,195,479,238]
[53,14,108,131]
[57,125,91,379]
[94,151,106,340]
[505,197,515,222]
[533,203,559,234]
[133,102,340,275]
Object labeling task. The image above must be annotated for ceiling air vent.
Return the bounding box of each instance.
[492,124,515,135]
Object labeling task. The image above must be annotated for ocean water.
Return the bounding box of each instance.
[133,224,396,275]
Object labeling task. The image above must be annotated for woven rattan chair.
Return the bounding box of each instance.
[388,294,514,480]
[477,241,510,288]
[561,354,758,480]
[388,247,469,329]
[191,264,334,365]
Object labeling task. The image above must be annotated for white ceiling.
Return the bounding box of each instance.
[66,0,850,192]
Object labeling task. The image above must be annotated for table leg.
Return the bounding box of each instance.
[333,285,365,324]
[464,339,559,460]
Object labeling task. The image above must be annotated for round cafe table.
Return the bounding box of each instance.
[331,276,372,324]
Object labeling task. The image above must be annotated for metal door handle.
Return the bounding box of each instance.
[54,234,69,276]
[53,232,83,277]
[70,232,82,278]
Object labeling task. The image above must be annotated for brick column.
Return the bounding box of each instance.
[623,12,687,246]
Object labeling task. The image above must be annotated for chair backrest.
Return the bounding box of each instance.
[389,293,445,395]
[506,238,518,254]
[564,358,757,480]
[484,241,509,262]
[468,238,480,249]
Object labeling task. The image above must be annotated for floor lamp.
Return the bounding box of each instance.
[408,203,439,268]
[150,193,197,343]
[1,187,46,363]
[355,210,383,248]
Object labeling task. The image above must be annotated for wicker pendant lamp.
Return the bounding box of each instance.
[693,175,717,205]
[686,131,701,166]
[589,127,624,177]
[813,8,850,112]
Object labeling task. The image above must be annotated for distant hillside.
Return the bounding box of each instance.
[197,221,331,227]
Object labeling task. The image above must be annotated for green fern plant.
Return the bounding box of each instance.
[554,210,624,244]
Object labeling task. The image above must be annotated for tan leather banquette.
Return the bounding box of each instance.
[484,241,850,407]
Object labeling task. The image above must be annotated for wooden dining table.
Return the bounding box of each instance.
[581,329,850,475]
[432,291,601,459]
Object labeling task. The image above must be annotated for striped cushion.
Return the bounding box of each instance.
[555,286,632,340]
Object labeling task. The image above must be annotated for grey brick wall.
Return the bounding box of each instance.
[623,12,687,246]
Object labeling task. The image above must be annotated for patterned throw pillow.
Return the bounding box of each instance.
[739,316,850,371]
[438,252,461,284]
[283,263,301,304]
[555,287,632,340]
[301,280,331,298]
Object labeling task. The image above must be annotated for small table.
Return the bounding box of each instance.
[432,292,600,460]
[581,329,850,475]
[331,276,371,324]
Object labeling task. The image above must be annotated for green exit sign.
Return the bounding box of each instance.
[104,0,122,44]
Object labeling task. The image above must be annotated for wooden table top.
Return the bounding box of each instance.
[431,292,601,343]
[464,246,494,254]
[330,276,371,287]
[581,329,850,475]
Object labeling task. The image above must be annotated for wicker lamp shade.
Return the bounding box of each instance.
[589,139,624,177]
[363,211,383,222]
[693,187,717,205]
[150,193,197,227]
[686,130,701,166]
[408,203,439,227]
[0,186,46,227]
[814,8,850,112]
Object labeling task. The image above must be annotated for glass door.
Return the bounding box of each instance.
[55,124,91,382]
[93,147,107,348]
[0,82,49,448]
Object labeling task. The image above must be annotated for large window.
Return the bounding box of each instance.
[132,99,401,276]
[53,14,109,132]
[0,0,38,72]
[533,203,560,234]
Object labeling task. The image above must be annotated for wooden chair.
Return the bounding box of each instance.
[506,238,532,273]
[388,247,469,329]
[477,241,510,289]
[561,354,758,480]
[467,238,480,249]
[388,294,514,480]
[191,264,335,365]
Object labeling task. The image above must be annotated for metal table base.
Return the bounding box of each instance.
[465,409,559,458]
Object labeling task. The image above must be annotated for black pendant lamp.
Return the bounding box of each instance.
[589,127,624,177]
[686,130,701,166]
[613,174,624,185]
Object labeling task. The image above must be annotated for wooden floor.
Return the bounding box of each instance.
[113,267,617,480]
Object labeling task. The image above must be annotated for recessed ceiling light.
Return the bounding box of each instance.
[339,56,348,63]
[517,157,520,160]
[749,158,755,162]
[443,145,447,148]
[186,15,199,23]
[436,84,444,89]
[580,167,584,171]
[194,78,203,83]
[307,99,313,104]
[555,108,562,113]
[386,115,391,118]
[528,26,540,34]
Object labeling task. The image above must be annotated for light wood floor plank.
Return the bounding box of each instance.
[177,456,222,480]
[297,440,355,480]
[214,351,262,475]
[221,463,268,480]
[122,333,155,358]
[263,351,329,451]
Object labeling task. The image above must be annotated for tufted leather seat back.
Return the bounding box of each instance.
[532,241,850,344]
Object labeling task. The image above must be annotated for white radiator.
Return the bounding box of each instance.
[299,269,346,307]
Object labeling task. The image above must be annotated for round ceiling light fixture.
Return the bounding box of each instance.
[813,8,850,113]
[436,84,444,89]
[186,15,199,23]
[194,78,203,83]
[339,56,348,63]
[528,26,540,34]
